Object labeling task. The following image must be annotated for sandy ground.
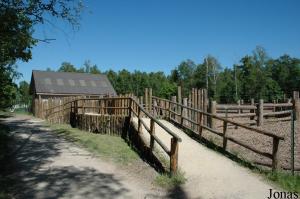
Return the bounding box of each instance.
[132,117,280,199]
[201,117,300,170]
[1,115,171,199]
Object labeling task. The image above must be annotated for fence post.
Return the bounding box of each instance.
[203,89,208,125]
[150,118,155,151]
[209,100,217,129]
[177,86,182,105]
[198,112,203,137]
[257,99,264,126]
[272,137,280,171]
[38,95,42,118]
[149,88,153,114]
[291,110,295,175]
[153,99,158,117]
[170,137,179,175]
[250,98,255,120]
[138,106,142,134]
[223,120,228,150]
[183,98,188,126]
[171,96,177,122]
[128,98,132,119]
[180,105,184,126]
[292,91,300,121]
[168,101,171,121]
[237,99,241,114]
[145,88,148,112]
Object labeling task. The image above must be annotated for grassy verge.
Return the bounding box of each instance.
[0,115,14,199]
[46,123,139,165]
[263,171,300,192]
[152,147,186,188]
[13,108,32,116]
[46,122,187,188]
[154,170,187,188]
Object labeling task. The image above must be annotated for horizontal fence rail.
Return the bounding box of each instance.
[152,96,285,171]
[215,100,294,126]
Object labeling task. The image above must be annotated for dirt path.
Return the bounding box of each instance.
[132,118,280,199]
[1,115,171,199]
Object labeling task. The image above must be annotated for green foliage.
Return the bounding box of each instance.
[0,0,83,110]
[0,0,83,65]
[105,69,176,98]
[18,81,31,106]
[154,170,187,188]
[50,44,300,103]
[266,172,300,192]
[58,62,77,72]
[0,63,19,110]
[216,68,236,103]
[0,7,36,64]
[83,60,101,74]
[170,59,196,96]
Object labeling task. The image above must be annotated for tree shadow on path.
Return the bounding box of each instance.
[0,117,130,199]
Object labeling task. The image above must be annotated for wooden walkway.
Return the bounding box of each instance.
[131,118,278,199]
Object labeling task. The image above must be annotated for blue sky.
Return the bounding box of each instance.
[18,0,300,83]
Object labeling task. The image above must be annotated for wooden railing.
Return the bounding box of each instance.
[216,100,293,126]
[130,97,182,174]
[45,96,181,174]
[152,96,284,171]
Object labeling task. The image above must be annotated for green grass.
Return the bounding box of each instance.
[46,123,139,165]
[264,171,300,192]
[13,108,32,116]
[46,122,187,187]
[154,170,187,188]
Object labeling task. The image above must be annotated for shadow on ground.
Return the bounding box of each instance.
[0,117,130,199]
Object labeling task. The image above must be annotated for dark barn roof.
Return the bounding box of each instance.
[30,70,117,96]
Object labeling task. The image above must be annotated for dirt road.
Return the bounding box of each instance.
[1,115,171,199]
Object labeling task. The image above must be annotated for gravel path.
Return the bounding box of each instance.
[132,118,280,199]
[1,115,169,199]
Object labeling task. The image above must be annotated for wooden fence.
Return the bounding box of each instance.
[215,99,294,126]
[152,96,284,171]
[44,89,290,172]
[45,96,182,174]
[34,95,104,119]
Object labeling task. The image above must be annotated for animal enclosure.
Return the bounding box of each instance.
[43,87,299,173]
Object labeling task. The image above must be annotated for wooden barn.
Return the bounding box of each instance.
[29,70,117,118]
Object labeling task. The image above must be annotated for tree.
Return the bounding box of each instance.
[0,0,83,109]
[267,55,300,96]
[0,63,19,109]
[216,68,236,103]
[18,81,31,107]
[171,60,196,96]
[58,62,77,72]
[46,67,54,71]
[83,60,101,74]
[202,55,222,99]
[236,47,283,101]
[1,0,83,65]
